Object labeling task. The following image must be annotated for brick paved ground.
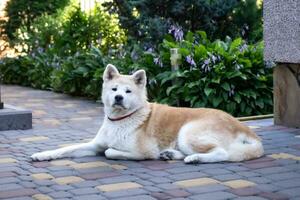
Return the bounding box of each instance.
[1,85,300,200]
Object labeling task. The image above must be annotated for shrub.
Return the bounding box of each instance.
[104,0,262,45]
[0,0,69,41]
[137,31,272,116]
[51,47,106,98]
[14,4,126,56]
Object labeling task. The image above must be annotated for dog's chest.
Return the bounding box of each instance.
[102,123,138,151]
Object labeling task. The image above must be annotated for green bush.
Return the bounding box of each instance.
[51,47,106,98]
[0,29,272,116]
[14,4,126,56]
[104,0,262,45]
[0,0,69,41]
[137,31,272,116]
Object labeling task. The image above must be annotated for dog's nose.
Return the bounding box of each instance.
[115,95,123,102]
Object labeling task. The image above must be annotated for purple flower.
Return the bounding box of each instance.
[153,57,163,67]
[146,48,154,53]
[211,55,217,63]
[186,55,196,68]
[239,44,248,52]
[168,25,183,41]
[228,85,235,97]
[201,58,211,72]
[37,47,44,54]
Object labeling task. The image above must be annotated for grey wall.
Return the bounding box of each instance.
[264,0,300,63]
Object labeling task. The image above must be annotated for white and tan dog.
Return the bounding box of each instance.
[31,64,264,163]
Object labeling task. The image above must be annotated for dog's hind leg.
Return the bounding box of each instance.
[184,147,229,164]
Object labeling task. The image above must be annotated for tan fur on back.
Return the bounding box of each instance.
[137,103,259,154]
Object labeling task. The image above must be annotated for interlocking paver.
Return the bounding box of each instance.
[174,178,220,188]
[222,180,256,189]
[54,176,84,185]
[31,173,54,180]
[1,85,300,200]
[32,194,53,200]
[96,182,143,192]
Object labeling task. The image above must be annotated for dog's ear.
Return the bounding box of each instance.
[132,70,146,87]
[103,64,119,81]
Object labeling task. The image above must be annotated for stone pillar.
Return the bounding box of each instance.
[274,64,300,128]
[264,0,300,128]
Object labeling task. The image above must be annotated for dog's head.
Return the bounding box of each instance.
[102,64,147,114]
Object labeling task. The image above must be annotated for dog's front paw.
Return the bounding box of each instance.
[104,148,117,159]
[159,150,175,160]
[31,151,57,161]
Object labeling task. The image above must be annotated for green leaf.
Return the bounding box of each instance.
[212,96,222,107]
[233,93,241,103]
[204,87,213,96]
[196,31,207,40]
[230,38,242,52]
[186,31,194,42]
[221,82,230,91]
[166,85,177,96]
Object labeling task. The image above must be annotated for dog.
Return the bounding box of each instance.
[31,64,264,163]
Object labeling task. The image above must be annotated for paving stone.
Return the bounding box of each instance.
[228,186,261,196]
[0,188,37,199]
[0,158,17,164]
[222,180,256,189]
[73,194,107,200]
[96,182,142,192]
[259,192,289,200]
[111,164,128,170]
[0,183,23,192]
[70,161,109,169]
[54,176,84,185]
[19,136,49,142]
[115,195,156,200]
[70,187,99,195]
[233,197,267,200]
[37,186,54,193]
[214,174,243,181]
[48,191,72,198]
[168,172,207,181]
[174,178,220,188]
[72,180,99,188]
[164,189,190,198]
[80,171,120,180]
[149,177,171,184]
[31,173,54,180]
[50,160,77,166]
[190,191,236,200]
[103,188,148,198]
[151,192,173,200]
[185,184,229,194]
[32,194,53,200]
[279,187,300,198]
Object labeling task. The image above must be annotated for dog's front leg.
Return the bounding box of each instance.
[105,148,144,160]
[31,141,105,161]
[31,127,107,161]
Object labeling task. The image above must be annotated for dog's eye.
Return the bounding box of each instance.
[126,90,131,93]
[112,88,117,91]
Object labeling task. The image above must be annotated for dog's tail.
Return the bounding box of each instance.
[227,133,264,162]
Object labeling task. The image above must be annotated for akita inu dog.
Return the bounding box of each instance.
[31,64,264,163]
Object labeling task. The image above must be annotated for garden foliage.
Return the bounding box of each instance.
[0,0,272,117]
[103,0,262,45]
[0,0,70,41]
